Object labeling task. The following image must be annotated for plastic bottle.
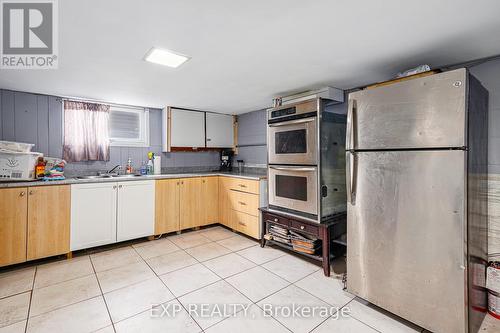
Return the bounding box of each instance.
[147,152,154,175]
[140,161,147,175]
[126,158,133,174]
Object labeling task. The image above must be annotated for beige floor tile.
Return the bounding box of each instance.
[216,235,258,252]
[0,268,35,299]
[114,300,201,333]
[132,238,180,259]
[226,266,289,302]
[34,256,94,289]
[185,242,231,262]
[202,253,256,278]
[91,247,143,272]
[256,285,331,333]
[205,304,289,333]
[178,280,251,330]
[199,226,236,241]
[96,261,155,293]
[0,292,30,328]
[346,298,420,332]
[146,251,197,275]
[26,296,111,333]
[236,245,286,265]
[104,277,174,323]
[160,263,220,297]
[0,320,26,333]
[262,254,319,283]
[294,270,355,308]
[312,315,378,333]
[93,326,115,333]
[30,274,101,317]
[168,232,211,249]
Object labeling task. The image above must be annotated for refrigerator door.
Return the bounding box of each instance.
[347,150,467,333]
[347,69,467,150]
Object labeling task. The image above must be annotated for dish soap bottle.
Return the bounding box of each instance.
[147,152,154,175]
[126,158,133,174]
[140,161,147,175]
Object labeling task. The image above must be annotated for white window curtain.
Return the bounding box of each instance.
[63,100,110,162]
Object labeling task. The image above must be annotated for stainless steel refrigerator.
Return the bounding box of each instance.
[346,68,489,333]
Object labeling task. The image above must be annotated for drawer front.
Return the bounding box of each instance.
[263,212,289,227]
[227,177,259,194]
[290,220,319,236]
[229,190,259,216]
[234,211,260,239]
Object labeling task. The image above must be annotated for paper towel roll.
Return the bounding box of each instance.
[153,155,161,175]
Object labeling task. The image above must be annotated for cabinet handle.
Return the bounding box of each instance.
[274,218,278,222]
[118,185,123,189]
[300,225,305,230]
[181,181,184,185]
[238,201,247,206]
[113,186,117,189]
[177,182,180,185]
[29,190,34,195]
[19,191,25,197]
[238,184,247,188]
[202,180,205,183]
[238,221,246,226]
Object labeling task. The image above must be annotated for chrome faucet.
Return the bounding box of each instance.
[103,165,122,175]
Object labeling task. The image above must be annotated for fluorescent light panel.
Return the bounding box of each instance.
[144,48,189,68]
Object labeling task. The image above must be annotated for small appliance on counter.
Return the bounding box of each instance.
[0,140,42,181]
[220,149,234,171]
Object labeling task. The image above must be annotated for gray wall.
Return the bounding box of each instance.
[0,90,219,174]
[235,109,267,166]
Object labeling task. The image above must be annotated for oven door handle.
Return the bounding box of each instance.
[269,166,316,172]
[268,118,315,127]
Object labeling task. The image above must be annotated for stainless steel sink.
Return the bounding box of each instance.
[75,175,113,180]
[111,174,143,178]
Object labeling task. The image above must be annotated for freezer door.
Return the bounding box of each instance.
[347,68,467,150]
[347,150,467,333]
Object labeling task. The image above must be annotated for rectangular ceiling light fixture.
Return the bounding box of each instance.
[144,47,190,68]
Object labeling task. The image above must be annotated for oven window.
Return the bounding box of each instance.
[275,130,307,154]
[276,175,308,201]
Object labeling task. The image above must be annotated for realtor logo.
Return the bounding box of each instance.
[1,0,58,69]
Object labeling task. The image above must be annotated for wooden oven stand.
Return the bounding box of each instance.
[260,208,346,277]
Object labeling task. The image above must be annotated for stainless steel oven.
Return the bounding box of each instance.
[267,101,318,165]
[268,165,318,217]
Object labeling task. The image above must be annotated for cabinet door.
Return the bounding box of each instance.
[218,177,234,229]
[155,179,180,234]
[27,185,70,260]
[0,188,27,266]
[201,177,219,225]
[70,183,117,251]
[206,113,234,148]
[117,181,155,242]
[170,108,205,148]
[179,177,202,229]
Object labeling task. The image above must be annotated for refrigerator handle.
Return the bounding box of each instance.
[346,151,356,204]
[346,99,356,150]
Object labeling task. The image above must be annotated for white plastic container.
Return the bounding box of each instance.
[0,151,42,181]
[0,140,34,153]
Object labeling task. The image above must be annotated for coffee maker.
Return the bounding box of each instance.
[220,149,234,171]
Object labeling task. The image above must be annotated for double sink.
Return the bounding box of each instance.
[74,174,144,180]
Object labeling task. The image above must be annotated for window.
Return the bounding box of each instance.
[109,106,150,147]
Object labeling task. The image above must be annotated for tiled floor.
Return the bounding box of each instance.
[0,225,499,333]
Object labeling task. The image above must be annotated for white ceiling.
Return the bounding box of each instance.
[2,0,500,114]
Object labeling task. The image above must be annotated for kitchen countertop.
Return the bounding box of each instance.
[0,171,267,188]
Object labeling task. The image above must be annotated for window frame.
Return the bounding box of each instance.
[109,105,150,148]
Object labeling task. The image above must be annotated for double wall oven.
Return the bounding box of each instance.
[267,98,346,222]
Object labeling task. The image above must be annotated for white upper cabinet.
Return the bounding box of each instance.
[206,113,234,148]
[163,107,235,151]
[169,108,206,149]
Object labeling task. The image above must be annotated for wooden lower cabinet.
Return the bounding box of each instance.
[201,177,219,225]
[155,179,180,234]
[233,210,260,239]
[27,185,71,260]
[179,178,202,229]
[218,177,234,229]
[0,188,28,267]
